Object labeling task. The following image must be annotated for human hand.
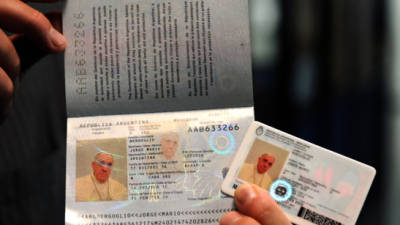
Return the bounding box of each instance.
[220,184,291,225]
[0,0,66,116]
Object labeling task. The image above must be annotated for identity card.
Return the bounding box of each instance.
[222,121,376,225]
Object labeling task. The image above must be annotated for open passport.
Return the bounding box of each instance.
[64,0,254,224]
[63,1,375,225]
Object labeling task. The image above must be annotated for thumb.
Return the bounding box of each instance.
[234,183,291,225]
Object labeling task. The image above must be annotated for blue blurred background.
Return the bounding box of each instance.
[0,0,396,224]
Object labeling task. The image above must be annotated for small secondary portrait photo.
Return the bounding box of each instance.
[237,138,290,190]
[156,132,185,172]
[75,138,128,202]
[160,132,180,159]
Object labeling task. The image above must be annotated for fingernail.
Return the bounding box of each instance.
[235,183,256,205]
[49,27,66,48]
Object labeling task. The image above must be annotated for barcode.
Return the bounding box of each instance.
[297,206,343,225]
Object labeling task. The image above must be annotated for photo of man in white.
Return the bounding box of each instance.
[146,132,184,174]
[160,132,179,159]
[75,152,127,201]
[238,153,276,189]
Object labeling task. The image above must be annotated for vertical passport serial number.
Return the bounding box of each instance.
[72,12,88,96]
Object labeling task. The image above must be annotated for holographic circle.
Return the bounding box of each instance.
[209,131,235,155]
[269,179,293,202]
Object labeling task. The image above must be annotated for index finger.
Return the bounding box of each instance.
[0,0,66,52]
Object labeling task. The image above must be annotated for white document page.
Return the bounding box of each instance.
[63,0,254,224]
